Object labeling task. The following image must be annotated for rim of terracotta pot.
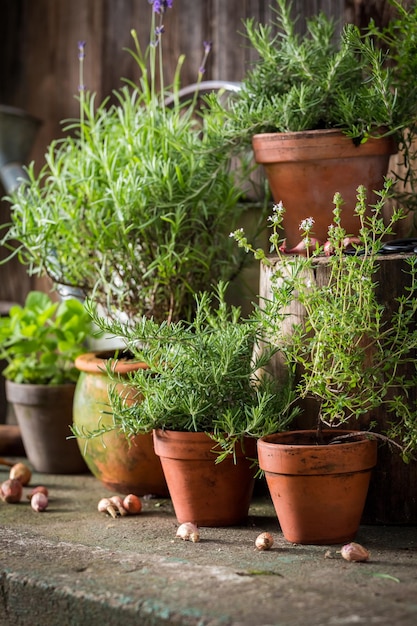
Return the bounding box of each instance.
[75,350,148,375]
[257,429,377,475]
[153,429,257,461]
[251,128,397,163]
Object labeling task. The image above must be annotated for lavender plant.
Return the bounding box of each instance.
[1,0,246,324]
[232,180,417,461]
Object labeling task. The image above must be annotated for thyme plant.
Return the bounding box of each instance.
[232,180,417,461]
[78,282,298,461]
[1,0,246,324]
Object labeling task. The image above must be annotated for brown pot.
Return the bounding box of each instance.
[153,429,256,526]
[5,380,87,474]
[73,351,169,496]
[252,129,397,249]
[257,430,377,545]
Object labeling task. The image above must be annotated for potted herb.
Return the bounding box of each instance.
[221,0,417,248]
[0,291,91,473]
[79,281,298,526]
[232,179,417,543]
[0,0,247,325]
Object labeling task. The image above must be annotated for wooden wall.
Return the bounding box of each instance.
[0,0,404,304]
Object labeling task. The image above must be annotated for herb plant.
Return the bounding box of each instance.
[0,291,91,384]
[232,180,417,461]
[79,282,298,460]
[1,0,246,324]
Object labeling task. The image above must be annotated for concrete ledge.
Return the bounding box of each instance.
[1,464,417,625]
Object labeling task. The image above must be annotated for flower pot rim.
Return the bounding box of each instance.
[258,429,373,450]
[75,350,148,375]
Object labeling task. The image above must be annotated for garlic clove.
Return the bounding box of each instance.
[31,492,48,512]
[176,522,200,543]
[9,462,32,486]
[109,495,128,516]
[340,542,370,562]
[255,532,274,551]
[97,497,118,519]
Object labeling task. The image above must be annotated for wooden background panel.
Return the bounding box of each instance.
[0,0,401,306]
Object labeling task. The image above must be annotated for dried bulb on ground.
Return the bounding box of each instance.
[123,494,142,515]
[109,495,128,516]
[97,497,118,519]
[176,522,200,543]
[1,478,23,503]
[255,532,274,551]
[31,492,48,512]
[9,462,32,486]
[27,486,49,500]
[340,542,370,562]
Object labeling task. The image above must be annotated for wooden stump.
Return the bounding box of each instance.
[259,254,417,524]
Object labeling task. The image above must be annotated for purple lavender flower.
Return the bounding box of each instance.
[151,0,173,15]
[203,41,212,54]
[78,41,86,61]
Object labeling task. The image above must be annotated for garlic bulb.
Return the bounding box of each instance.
[340,542,370,562]
[255,532,274,551]
[176,522,200,543]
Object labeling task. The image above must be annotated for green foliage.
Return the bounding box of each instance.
[0,291,91,384]
[223,0,417,146]
[232,181,417,461]
[0,4,246,324]
[80,282,298,460]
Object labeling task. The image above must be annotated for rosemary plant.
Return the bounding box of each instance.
[1,0,246,324]
[232,180,417,461]
[78,282,298,461]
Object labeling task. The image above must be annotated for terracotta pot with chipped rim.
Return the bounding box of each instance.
[252,129,397,249]
[73,351,169,496]
[257,429,377,545]
[153,429,257,526]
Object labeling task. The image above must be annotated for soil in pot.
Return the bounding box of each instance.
[153,429,257,527]
[73,351,169,497]
[257,429,377,545]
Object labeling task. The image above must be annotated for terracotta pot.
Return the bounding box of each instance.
[73,351,169,496]
[153,429,256,526]
[257,430,377,545]
[252,129,397,248]
[5,380,87,474]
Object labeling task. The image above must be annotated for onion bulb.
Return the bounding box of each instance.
[1,478,23,503]
[9,462,32,486]
[340,542,370,562]
[123,494,142,515]
[176,522,200,543]
[255,532,274,551]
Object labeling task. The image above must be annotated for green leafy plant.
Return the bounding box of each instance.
[77,282,298,460]
[0,1,247,324]
[232,180,417,461]
[224,0,417,142]
[0,291,91,384]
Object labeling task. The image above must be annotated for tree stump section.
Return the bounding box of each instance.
[259,254,417,524]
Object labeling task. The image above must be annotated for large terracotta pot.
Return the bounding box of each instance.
[252,129,397,248]
[257,430,377,545]
[73,351,169,496]
[5,380,87,474]
[153,429,256,526]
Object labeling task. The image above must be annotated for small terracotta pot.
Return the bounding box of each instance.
[257,430,377,545]
[153,429,257,526]
[6,380,87,474]
[73,351,169,496]
[252,129,397,249]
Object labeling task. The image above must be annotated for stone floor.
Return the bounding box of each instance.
[1,460,417,626]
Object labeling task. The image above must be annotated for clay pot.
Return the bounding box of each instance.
[252,129,397,248]
[153,429,256,526]
[257,430,377,545]
[5,380,87,474]
[73,351,169,496]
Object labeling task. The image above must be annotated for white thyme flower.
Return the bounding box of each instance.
[299,217,315,232]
